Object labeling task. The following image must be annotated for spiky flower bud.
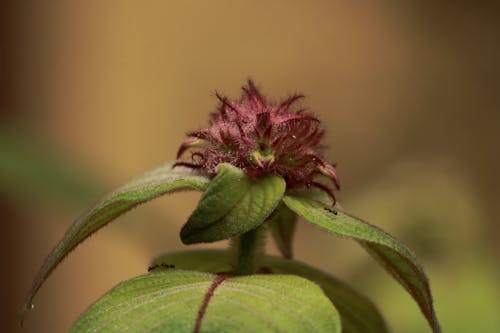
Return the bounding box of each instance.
[175,80,340,201]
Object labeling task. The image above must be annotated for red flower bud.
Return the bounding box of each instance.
[175,80,340,202]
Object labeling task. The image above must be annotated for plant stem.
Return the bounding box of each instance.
[234,227,264,275]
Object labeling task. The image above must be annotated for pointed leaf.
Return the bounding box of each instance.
[181,163,286,244]
[22,163,210,319]
[152,250,388,333]
[72,270,341,332]
[283,194,441,333]
[267,203,297,259]
[183,163,250,227]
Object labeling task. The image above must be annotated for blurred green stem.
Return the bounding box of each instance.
[234,227,264,275]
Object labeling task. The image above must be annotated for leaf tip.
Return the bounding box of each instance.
[179,225,199,245]
[19,302,35,327]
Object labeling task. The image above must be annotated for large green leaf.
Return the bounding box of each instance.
[283,194,441,333]
[22,163,210,320]
[263,257,388,333]
[181,163,286,244]
[72,270,341,332]
[151,250,388,333]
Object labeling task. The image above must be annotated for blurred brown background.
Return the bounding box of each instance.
[1,1,499,332]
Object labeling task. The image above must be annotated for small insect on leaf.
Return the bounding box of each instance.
[324,207,338,215]
[147,264,175,272]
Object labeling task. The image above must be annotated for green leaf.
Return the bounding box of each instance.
[71,270,341,333]
[181,163,286,244]
[22,163,210,320]
[283,194,441,333]
[263,257,388,333]
[267,203,297,259]
[152,250,388,333]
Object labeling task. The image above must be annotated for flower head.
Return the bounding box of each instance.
[175,80,340,201]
